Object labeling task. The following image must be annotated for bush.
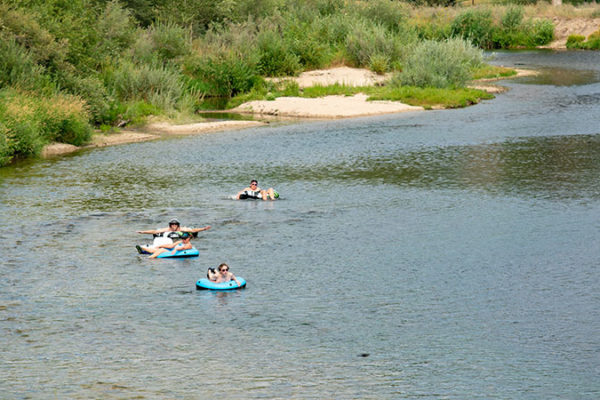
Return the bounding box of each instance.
[345,20,406,69]
[0,38,50,90]
[501,6,524,31]
[55,71,114,125]
[284,17,333,70]
[95,0,136,61]
[131,22,191,65]
[256,30,301,76]
[450,9,496,49]
[567,30,600,50]
[0,4,66,68]
[0,88,92,165]
[184,53,261,97]
[354,0,411,33]
[369,53,390,75]
[566,34,586,48]
[395,38,484,89]
[107,61,185,110]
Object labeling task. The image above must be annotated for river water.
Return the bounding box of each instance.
[1,51,599,399]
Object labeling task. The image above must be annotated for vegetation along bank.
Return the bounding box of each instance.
[1,0,599,166]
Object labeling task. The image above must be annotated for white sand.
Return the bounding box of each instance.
[232,93,422,118]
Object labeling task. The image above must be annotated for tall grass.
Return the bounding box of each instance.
[107,61,186,111]
[566,30,600,50]
[0,88,92,165]
[394,38,484,89]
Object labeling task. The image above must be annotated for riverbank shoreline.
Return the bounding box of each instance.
[41,67,534,158]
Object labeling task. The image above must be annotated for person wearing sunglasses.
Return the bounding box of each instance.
[137,231,194,258]
[208,263,241,285]
[136,218,211,248]
[236,179,279,200]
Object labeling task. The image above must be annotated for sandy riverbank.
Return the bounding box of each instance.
[41,65,532,158]
[42,120,265,158]
[35,16,600,158]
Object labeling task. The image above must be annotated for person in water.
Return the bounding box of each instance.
[137,219,211,247]
[209,263,241,285]
[137,232,194,258]
[236,180,278,200]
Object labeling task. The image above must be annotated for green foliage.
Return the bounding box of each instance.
[567,30,600,50]
[501,7,524,31]
[122,101,162,125]
[0,88,92,165]
[345,20,408,69]
[566,34,586,47]
[450,9,496,49]
[55,71,114,125]
[95,0,136,61]
[184,53,262,97]
[284,16,333,70]
[353,0,411,33]
[0,38,51,90]
[131,22,191,65]
[369,54,391,75]
[471,64,517,80]
[302,83,364,98]
[395,39,484,89]
[107,61,185,110]
[369,86,494,109]
[256,30,301,76]
[451,7,554,49]
[0,4,67,68]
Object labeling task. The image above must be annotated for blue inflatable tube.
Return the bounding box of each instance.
[157,247,199,258]
[137,246,199,258]
[196,277,246,290]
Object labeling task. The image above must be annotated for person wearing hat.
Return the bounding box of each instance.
[137,218,210,243]
[137,231,194,258]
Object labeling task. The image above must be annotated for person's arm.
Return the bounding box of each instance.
[231,273,241,285]
[137,227,168,234]
[181,225,211,233]
[236,187,250,199]
[137,229,158,234]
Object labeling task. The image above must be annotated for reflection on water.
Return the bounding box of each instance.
[295,134,600,200]
[517,67,600,86]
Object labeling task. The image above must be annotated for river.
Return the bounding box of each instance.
[1,50,599,399]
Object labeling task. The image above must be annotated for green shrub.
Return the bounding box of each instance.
[0,88,92,164]
[450,9,496,49]
[256,30,301,76]
[0,38,49,90]
[355,0,410,33]
[108,62,185,110]
[369,53,390,75]
[568,30,600,50]
[284,17,333,70]
[55,71,114,125]
[345,21,405,68]
[184,53,261,97]
[0,122,10,166]
[131,22,191,64]
[566,34,586,48]
[95,0,136,61]
[395,38,484,89]
[501,7,524,31]
[0,4,66,68]
[280,80,301,97]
